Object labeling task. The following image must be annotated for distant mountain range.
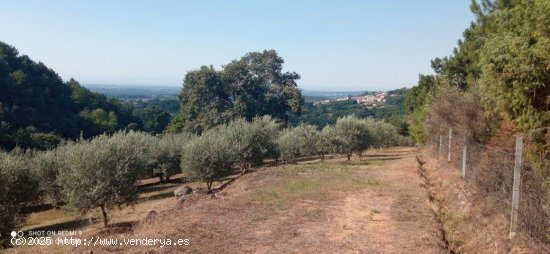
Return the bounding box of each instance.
[301,90,366,99]
[84,84,370,100]
[84,84,181,98]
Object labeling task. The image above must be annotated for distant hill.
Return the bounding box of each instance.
[84,86,371,102]
[0,42,140,149]
[84,84,180,99]
[302,90,365,98]
[301,90,365,102]
[291,87,410,135]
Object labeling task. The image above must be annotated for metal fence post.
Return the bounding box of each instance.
[447,127,452,162]
[462,136,467,178]
[439,134,443,157]
[509,135,523,238]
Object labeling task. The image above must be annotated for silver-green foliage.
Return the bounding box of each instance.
[316,125,342,160]
[32,149,64,207]
[366,120,401,149]
[147,133,194,182]
[333,115,372,160]
[277,124,319,162]
[181,126,237,190]
[56,131,149,226]
[0,152,40,241]
[225,116,280,171]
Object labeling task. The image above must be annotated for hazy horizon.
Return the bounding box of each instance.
[82,82,398,93]
[1,0,474,91]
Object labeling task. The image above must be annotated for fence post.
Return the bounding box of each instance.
[447,127,452,162]
[439,134,443,157]
[462,136,467,178]
[509,135,523,239]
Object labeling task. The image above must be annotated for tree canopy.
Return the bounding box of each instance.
[0,152,40,242]
[168,50,303,134]
[406,0,549,154]
[56,131,149,227]
[0,42,141,149]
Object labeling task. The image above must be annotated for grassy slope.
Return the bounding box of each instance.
[12,148,446,253]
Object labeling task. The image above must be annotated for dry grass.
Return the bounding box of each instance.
[418,149,549,253]
[10,147,446,254]
[21,209,75,231]
[244,162,380,207]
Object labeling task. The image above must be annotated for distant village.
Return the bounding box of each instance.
[318,91,397,107]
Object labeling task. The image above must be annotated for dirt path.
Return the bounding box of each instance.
[248,148,445,254]
[183,148,446,254]
[320,150,445,253]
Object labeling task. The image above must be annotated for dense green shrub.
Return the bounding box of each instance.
[30,132,62,150]
[138,105,171,134]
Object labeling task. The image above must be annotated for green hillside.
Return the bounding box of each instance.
[0,42,140,149]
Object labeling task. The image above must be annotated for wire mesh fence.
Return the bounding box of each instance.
[426,127,549,241]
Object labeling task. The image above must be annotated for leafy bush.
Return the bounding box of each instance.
[138,105,171,134]
[30,132,62,150]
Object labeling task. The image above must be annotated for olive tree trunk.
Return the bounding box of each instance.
[100,204,109,227]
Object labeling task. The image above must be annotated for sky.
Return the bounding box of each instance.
[0,0,475,91]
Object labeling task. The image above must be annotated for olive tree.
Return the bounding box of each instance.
[226,116,280,173]
[366,120,400,149]
[316,125,340,161]
[225,118,260,173]
[181,126,237,191]
[252,116,281,162]
[277,124,319,162]
[32,149,64,208]
[377,121,401,148]
[333,115,372,160]
[57,131,149,227]
[147,133,194,182]
[0,152,40,243]
[277,128,300,162]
